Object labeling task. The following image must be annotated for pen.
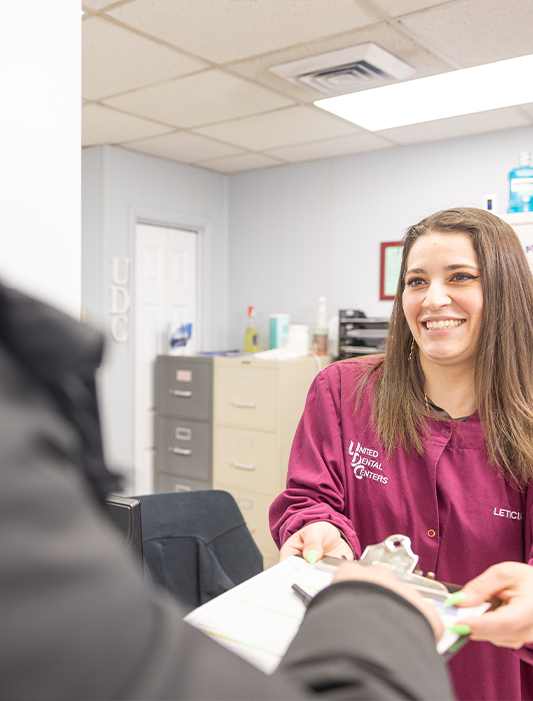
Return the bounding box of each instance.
[292,583,313,607]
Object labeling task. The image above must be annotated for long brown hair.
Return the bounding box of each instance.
[367,207,533,484]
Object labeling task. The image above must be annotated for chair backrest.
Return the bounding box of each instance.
[105,494,143,563]
[137,490,263,611]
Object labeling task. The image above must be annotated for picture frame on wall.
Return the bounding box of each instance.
[380,242,404,301]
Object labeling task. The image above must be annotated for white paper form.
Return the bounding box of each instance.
[184,556,334,674]
[184,555,490,673]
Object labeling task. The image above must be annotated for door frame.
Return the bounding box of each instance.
[128,206,215,492]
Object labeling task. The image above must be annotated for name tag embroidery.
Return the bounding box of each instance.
[493,508,522,520]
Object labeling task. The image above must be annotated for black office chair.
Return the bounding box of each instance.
[105,494,143,563]
[136,490,263,612]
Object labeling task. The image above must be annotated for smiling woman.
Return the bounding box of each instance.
[402,231,484,416]
[270,207,533,701]
[379,208,533,482]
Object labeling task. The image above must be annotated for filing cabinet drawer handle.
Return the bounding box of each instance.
[230,461,256,471]
[231,401,256,408]
[169,390,193,398]
[169,447,192,456]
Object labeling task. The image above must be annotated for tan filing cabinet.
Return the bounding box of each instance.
[213,355,317,568]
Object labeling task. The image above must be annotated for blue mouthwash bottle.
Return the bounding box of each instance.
[508,151,533,213]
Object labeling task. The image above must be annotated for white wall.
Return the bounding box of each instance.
[82,146,227,484]
[0,0,81,316]
[227,125,533,349]
[82,127,533,484]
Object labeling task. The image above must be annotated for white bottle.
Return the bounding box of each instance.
[328,314,339,358]
[312,296,328,356]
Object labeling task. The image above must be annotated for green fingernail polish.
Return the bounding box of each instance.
[306,549,319,564]
[444,591,467,607]
[447,624,471,636]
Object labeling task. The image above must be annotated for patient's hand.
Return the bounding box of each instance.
[279,522,354,562]
[332,562,444,642]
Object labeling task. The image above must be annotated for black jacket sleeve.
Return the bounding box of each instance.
[0,284,454,701]
[278,581,454,700]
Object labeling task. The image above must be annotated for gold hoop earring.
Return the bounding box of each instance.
[407,337,415,361]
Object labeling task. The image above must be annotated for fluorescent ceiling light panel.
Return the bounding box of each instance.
[315,54,533,131]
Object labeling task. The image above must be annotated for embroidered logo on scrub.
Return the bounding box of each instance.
[348,441,388,484]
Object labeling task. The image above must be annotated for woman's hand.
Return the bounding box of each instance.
[279,522,354,562]
[455,562,533,649]
[332,562,444,642]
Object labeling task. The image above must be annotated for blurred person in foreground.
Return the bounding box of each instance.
[0,281,453,700]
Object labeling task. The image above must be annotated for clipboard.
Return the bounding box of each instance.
[185,535,497,673]
[314,534,500,660]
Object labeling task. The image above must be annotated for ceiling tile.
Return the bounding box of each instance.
[400,0,533,67]
[123,131,243,163]
[377,107,532,145]
[106,0,381,64]
[265,132,393,162]
[82,103,173,146]
[229,21,453,104]
[83,17,206,100]
[195,105,360,151]
[83,0,131,11]
[368,0,458,18]
[103,70,294,128]
[200,153,284,174]
[82,0,531,170]
[518,103,533,122]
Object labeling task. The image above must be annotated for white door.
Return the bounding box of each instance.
[504,213,533,273]
[134,223,197,494]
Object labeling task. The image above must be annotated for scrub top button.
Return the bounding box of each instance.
[428,529,436,538]
[441,428,450,437]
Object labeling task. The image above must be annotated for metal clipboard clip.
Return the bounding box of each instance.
[358,534,451,601]
[315,534,461,601]
[314,534,453,602]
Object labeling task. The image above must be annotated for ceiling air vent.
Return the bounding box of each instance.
[269,43,414,96]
